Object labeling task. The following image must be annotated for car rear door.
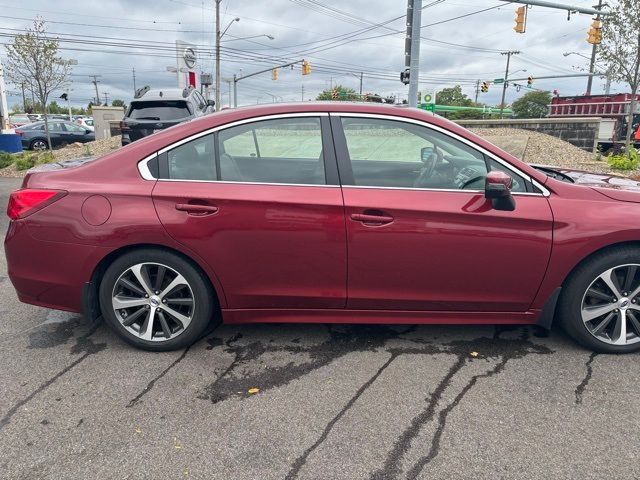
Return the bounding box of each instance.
[151,113,347,309]
[331,113,553,312]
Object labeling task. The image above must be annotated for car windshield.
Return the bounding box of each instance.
[11,116,30,122]
[128,101,192,121]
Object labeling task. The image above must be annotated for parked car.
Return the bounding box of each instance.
[8,114,31,128]
[15,120,95,150]
[120,85,214,146]
[7,102,640,353]
[75,117,94,131]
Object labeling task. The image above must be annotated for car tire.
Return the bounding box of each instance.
[559,246,640,353]
[98,248,217,351]
[30,139,48,151]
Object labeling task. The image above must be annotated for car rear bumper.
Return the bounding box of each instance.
[5,220,105,313]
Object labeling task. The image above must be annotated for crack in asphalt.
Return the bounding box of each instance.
[370,328,553,480]
[285,352,400,480]
[0,322,105,431]
[575,352,598,405]
[126,346,191,408]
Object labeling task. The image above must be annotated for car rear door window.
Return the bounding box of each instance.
[339,117,491,190]
[217,117,326,185]
[167,134,216,181]
[128,101,192,121]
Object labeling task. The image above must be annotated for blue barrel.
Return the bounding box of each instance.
[0,134,23,153]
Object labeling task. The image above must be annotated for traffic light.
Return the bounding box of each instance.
[400,68,410,85]
[514,6,527,34]
[587,20,602,45]
[331,88,338,100]
[271,68,279,80]
[527,76,534,87]
[302,60,311,75]
[481,81,489,93]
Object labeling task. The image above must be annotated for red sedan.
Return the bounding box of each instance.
[6,103,640,353]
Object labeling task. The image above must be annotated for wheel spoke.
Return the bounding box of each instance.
[130,264,154,297]
[599,268,622,298]
[155,265,166,291]
[582,303,617,322]
[118,277,146,297]
[586,287,613,302]
[140,308,157,341]
[121,307,147,327]
[166,297,193,306]
[628,311,640,336]
[592,311,615,336]
[159,274,188,299]
[161,305,191,329]
[112,295,147,310]
[157,310,172,338]
[623,266,637,293]
[611,310,628,345]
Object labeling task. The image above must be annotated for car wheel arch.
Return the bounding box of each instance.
[84,243,224,320]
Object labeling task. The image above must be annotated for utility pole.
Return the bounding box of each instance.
[233,73,237,108]
[90,75,101,105]
[132,68,137,94]
[301,84,305,101]
[359,72,363,96]
[406,0,422,108]
[215,0,222,111]
[103,92,109,106]
[586,0,603,95]
[474,79,480,104]
[20,82,26,112]
[500,50,520,118]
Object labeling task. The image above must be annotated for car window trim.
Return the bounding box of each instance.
[329,112,550,197]
[140,112,341,187]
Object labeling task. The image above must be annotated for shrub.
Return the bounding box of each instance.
[0,151,15,168]
[35,152,56,164]
[608,147,640,170]
[14,154,35,171]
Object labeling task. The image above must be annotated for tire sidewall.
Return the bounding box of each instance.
[560,247,640,353]
[99,249,214,351]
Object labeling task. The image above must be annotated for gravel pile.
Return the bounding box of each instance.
[470,127,629,176]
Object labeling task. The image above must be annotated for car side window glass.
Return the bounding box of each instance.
[487,158,528,193]
[340,118,487,190]
[167,133,216,181]
[64,123,85,132]
[218,117,325,185]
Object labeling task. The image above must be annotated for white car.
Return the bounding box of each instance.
[75,117,94,131]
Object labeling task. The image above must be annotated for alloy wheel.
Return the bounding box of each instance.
[581,264,640,345]
[32,140,47,151]
[111,262,194,342]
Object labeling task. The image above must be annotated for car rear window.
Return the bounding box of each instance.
[127,101,192,121]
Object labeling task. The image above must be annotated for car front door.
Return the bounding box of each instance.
[152,114,347,310]
[332,114,553,312]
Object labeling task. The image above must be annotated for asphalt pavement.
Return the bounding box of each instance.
[0,176,638,479]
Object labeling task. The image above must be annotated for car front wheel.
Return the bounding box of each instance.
[30,139,48,151]
[99,249,216,351]
[559,247,640,353]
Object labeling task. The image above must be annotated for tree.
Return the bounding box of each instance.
[598,0,640,150]
[511,90,552,118]
[111,99,126,109]
[4,19,72,150]
[436,85,474,107]
[316,85,359,101]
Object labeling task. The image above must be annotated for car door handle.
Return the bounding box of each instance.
[350,212,394,225]
[175,203,219,215]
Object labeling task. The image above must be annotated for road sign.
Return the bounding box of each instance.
[493,78,505,84]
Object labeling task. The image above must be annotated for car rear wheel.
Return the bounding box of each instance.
[30,139,48,151]
[99,249,216,351]
[559,246,640,353]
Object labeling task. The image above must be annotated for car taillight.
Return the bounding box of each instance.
[119,120,130,132]
[7,189,67,220]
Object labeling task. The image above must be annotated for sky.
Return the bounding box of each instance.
[0,0,619,110]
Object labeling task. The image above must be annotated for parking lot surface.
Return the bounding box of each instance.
[1,177,638,479]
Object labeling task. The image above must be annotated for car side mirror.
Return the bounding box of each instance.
[207,100,215,108]
[420,146,434,163]
[485,170,515,211]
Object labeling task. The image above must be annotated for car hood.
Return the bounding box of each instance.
[531,164,640,203]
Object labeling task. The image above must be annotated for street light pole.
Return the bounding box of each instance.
[215,0,221,112]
